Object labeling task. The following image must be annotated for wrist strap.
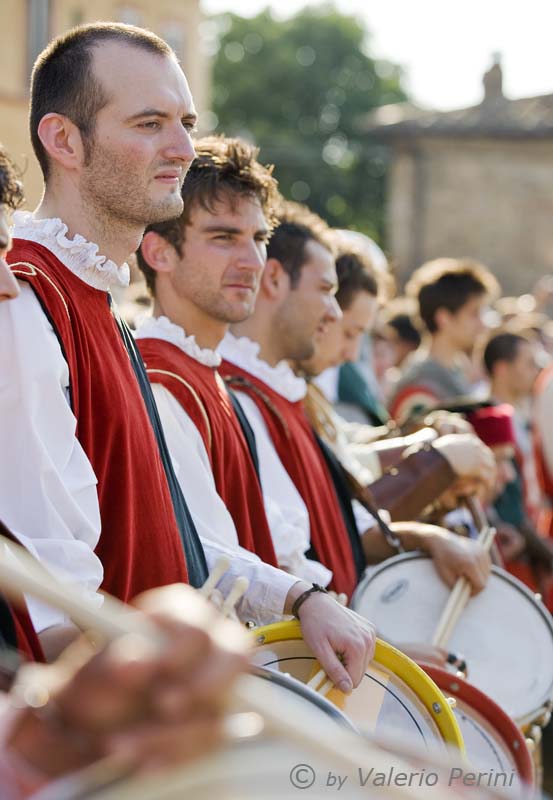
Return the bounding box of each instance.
[292,583,328,620]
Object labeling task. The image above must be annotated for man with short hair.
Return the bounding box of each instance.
[0,25,371,679]
[221,206,491,597]
[389,258,499,423]
[1,24,203,661]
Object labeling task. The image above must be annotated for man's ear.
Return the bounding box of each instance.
[139,231,178,275]
[37,113,85,171]
[260,257,290,300]
[434,307,451,333]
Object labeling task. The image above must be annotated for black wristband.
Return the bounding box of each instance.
[291,583,328,620]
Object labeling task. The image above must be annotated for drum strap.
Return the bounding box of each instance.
[228,388,261,480]
[341,464,405,554]
[110,300,209,587]
[314,434,367,580]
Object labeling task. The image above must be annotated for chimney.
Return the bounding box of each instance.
[482,52,504,105]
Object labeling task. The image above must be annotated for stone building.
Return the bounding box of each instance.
[362,58,553,293]
[0,0,209,207]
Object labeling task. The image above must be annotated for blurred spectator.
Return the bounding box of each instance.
[484,331,541,521]
[371,300,422,401]
[383,306,422,368]
[389,257,499,423]
[481,334,553,605]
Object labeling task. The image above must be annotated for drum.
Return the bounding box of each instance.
[420,664,534,794]
[32,672,511,800]
[250,619,464,753]
[352,553,553,730]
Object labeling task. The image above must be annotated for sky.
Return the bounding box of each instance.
[200,0,553,110]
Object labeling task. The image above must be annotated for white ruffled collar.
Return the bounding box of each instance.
[134,314,221,368]
[12,211,130,291]
[220,332,306,401]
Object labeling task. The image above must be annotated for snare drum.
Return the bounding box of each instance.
[34,672,505,800]
[352,553,553,730]
[421,664,534,793]
[251,619,464,753]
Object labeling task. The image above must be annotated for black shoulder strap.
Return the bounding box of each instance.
[228,388,261,480]
[111,302,208,587]
[313,433,366,581]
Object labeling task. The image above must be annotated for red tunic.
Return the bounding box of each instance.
[221,361,359,597]
[137,338,278,567]
[0,522,44,663]
[8,241,189,601]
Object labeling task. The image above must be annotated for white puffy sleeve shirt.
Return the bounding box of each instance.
[0,284,104,631]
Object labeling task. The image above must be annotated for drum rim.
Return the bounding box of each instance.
[252,665,358,732]
[421,664,534,786]
[352,551,553,723]
[253,619,465,752]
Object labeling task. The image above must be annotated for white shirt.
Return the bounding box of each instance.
[219,333,376,545]
[0,214,296,630]
[135,315,331,586]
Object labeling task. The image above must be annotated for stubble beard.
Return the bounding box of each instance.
[80,142,185,234]
[283,322,316,362]
[200,294,254,326]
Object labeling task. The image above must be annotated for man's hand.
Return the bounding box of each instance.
[285,584,375,693]
[8,584,250,777]
[432,433,497,495]
[423,528,491,595]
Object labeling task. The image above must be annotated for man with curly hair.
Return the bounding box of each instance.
[135,135,376,692]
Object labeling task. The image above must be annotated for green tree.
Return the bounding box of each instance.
[208,5,407,242]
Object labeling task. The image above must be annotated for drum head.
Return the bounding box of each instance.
[353,554,553,725]
[251,621,463,753]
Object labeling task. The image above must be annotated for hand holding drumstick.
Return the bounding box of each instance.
[432,497,496,649]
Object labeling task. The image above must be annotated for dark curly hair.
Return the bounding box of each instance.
[0,145,24,210]
[266,200,336,289]
[137,135,281,294]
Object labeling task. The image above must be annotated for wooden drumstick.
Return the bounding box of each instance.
[0,538,160,644]
[318,678,334,696]
[198,555,231,599]
[221,576,249,618]
[306,667,327,690]
[465,495,503,567]
[431,519,496,649]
